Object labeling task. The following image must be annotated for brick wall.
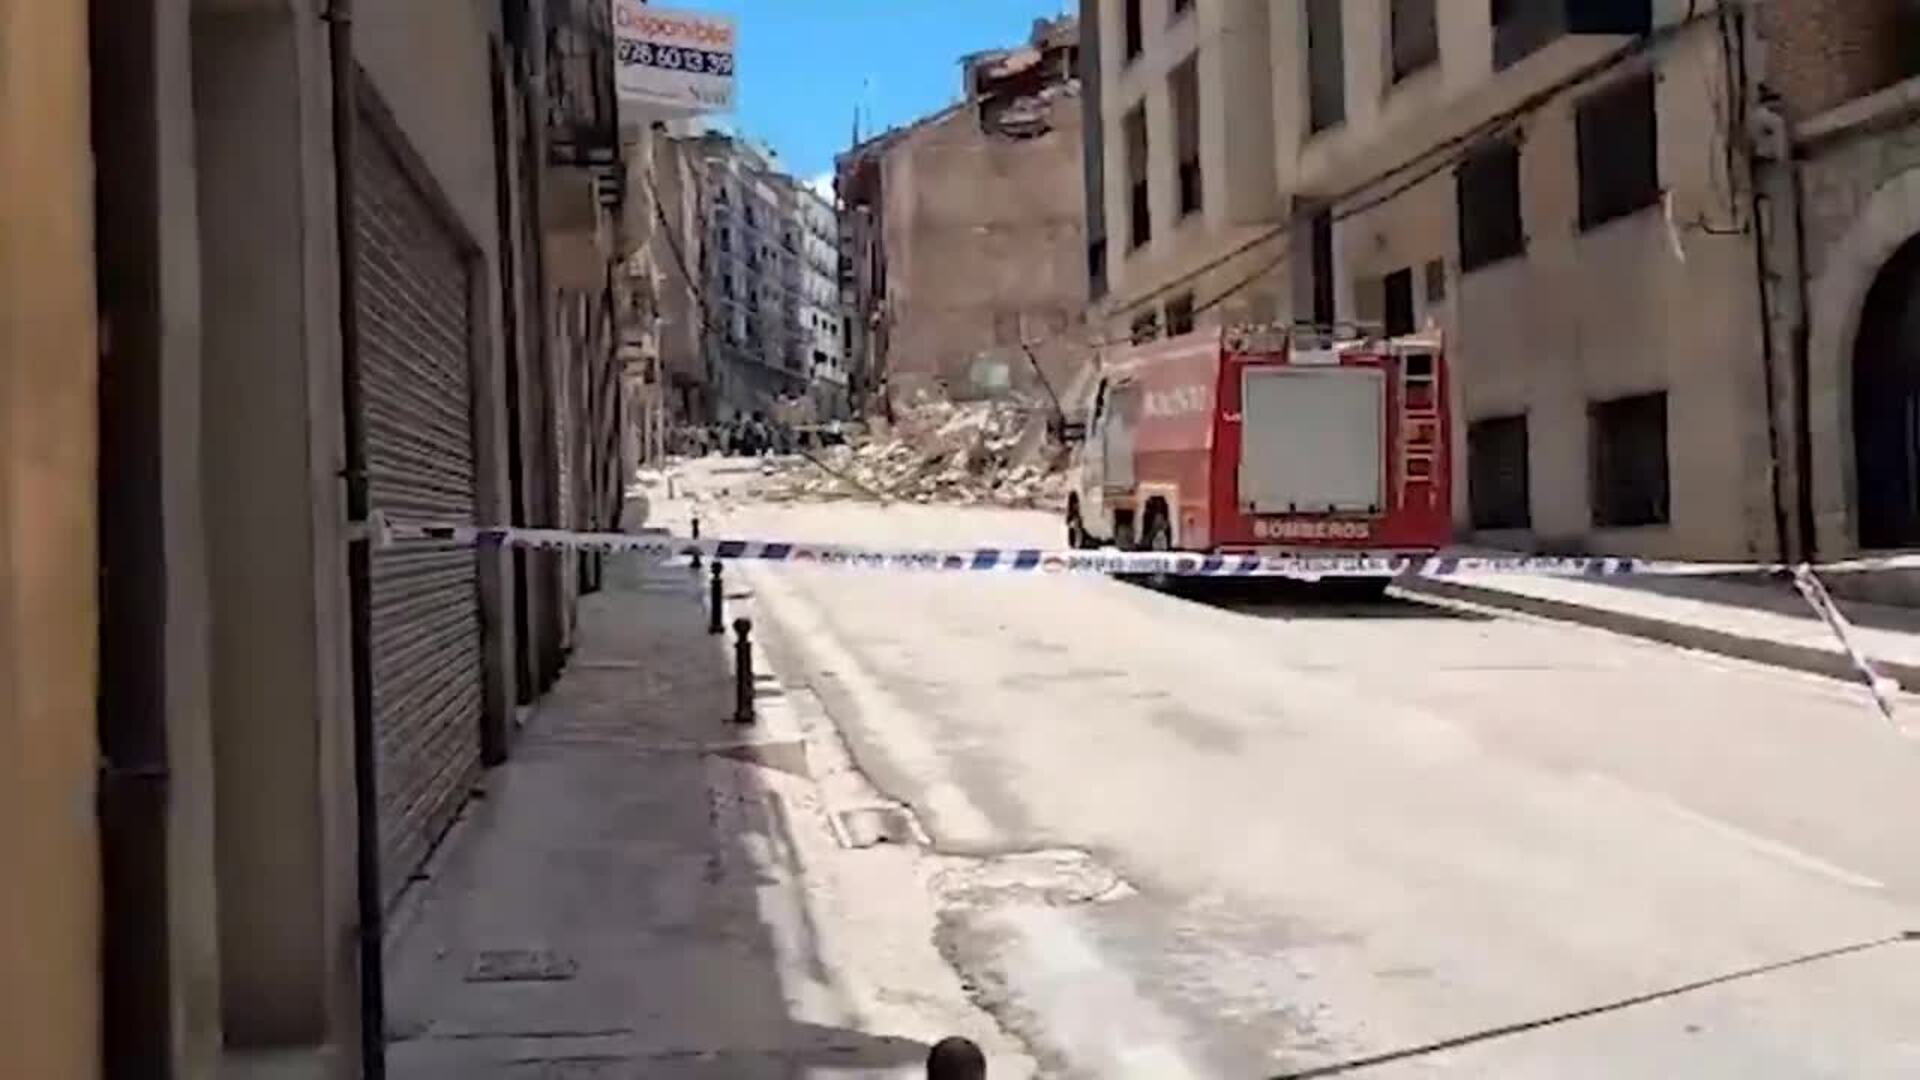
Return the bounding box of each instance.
[1760,0,1920,119]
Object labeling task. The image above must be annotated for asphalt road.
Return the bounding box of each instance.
[682,460,1920,1079]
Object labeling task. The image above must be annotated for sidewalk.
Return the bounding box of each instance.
[383,549,1005,1077]
[1399,568,1920,690]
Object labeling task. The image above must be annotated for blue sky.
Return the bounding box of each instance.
[689,0,1073,185]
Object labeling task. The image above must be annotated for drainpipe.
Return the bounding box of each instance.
[323,1,387,1077]
[1727,0,1795,564]
[1788,149,1818,561]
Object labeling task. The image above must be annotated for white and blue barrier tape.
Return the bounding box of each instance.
[368,513,1918,730]
[373,515,1849,580]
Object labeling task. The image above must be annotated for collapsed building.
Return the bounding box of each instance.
[837,15,1093,417]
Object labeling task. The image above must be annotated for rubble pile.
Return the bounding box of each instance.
[761,396,1072,510]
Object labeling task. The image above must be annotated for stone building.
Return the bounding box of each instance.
[1082,0,1920,564]
[838,15,1092,412]
[1757,0,1920,569]
[2,0,628,1074]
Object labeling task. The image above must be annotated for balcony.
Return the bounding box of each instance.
[543,0,620,288]
[546,0,618,170]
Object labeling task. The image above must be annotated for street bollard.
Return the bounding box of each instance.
[708,560,725,635]
[732,617,755,726]
[926,1036,987,1079]
[689,515,702,571]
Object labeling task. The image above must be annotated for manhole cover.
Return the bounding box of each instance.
[465,948,578,983]
[833,806,920,850]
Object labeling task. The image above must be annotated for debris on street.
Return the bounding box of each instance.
[759,394,1073,511]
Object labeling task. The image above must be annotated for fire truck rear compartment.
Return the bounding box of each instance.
[1237,366,1386,516]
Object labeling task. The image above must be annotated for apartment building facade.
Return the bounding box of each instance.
[1085,0,1920,563]
[1272,0,1773,561]
[696,132,813,419]
[795,183,852,419]
[1082,0,1285,340]
[4,0,628,1074]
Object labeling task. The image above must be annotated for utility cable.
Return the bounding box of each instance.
[1269,930,1919,1079]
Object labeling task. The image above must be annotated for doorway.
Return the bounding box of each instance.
[1853,234,1920,549]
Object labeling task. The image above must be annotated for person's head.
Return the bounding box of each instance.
[925,1036,986,1080]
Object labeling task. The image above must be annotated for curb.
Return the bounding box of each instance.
[1398,576,1920,691]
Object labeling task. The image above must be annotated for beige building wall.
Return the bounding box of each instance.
[0,1,101,1077]
[1093,0,1284,340]
[1261,1,1775,559]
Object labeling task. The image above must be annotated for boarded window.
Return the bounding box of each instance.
[1457,140,1523,272]
[1491,0,1565,70]
[1306,0,1346,133]
[1390,0,1439,82]
[1577,71,1660,231]
[1165,293,1196,336]
[1590,392,1670,528]
[1172,57,1203,218]
[1469,415,1532,530]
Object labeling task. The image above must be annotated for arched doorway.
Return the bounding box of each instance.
[1853,234,1920,549]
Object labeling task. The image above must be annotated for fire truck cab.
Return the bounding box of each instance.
[1066,323,1452,571]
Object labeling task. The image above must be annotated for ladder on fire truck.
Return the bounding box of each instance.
[1395,342,1442,510]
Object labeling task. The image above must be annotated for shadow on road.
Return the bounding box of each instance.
[382,554,935,1078]
[1145,576,1494,622]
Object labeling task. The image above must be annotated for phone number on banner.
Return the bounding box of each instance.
[616,38,734,76]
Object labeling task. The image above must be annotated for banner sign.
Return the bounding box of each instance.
[611,3,736,114]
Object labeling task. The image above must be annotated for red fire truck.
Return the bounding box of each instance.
[1064,323,1452,583]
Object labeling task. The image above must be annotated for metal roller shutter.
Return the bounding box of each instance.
[354,121,483,904]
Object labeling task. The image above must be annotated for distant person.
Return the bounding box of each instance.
[926,1036,986,1080]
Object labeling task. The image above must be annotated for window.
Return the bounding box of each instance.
[1390,0,1439,82]
[1491,0,1565,70]
[1165,293,1196,336]
[1306,0,1346,134]
[1123,0,1143,61]
[1171,0,1195,19]
[1424,258,1447,304]
[1309,208,1335,326]
[1383,267,1415,336]
[1457,139,1524,272]
[1590,392,1670,528]
[1130,309,1160,344]
[1125,106,1151,250]
[1469,415,1532,530]
[1171,57,1203,218]
[1576,71,1659,231]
